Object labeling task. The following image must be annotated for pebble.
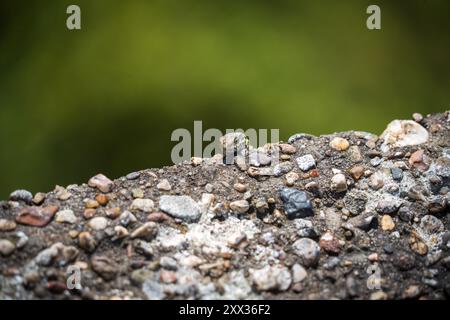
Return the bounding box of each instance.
[343,190,367,215]
[380,120,428,151]
[293,219,316,238]
[279,188,314,219]
[319,232,341,254]
[285,172,299,186]
[160,256,178,270]
[369,172,384,190]
[55,210,77,224]
[296,154,316,172]
[273,162,293,177]
[159,195,201,222]
[292,238,320,267]
[409,234,428,256]
[412,113,423,122]
[126,171,141,180]
[119,211,137,226]
[291,264,308,283]
[113,226,129,240]
[95,194,109,206]
[88,174,114,193]
[91,255,119,281]
[130,198,155,213]
[419,215,444,234]
[130,222,158,240]
[85,199,99,209]
[15,205,59,227]
[390,167,403,181]
[32,192,46,205]
[134,240,154,257]
[0,219,16,231]
[55,186,72,201]
[9,189,33,204]
[330,137,350,151]
[229,200,250,214]
[409,149,430,171]
[78,232,97,253]
[348,146,363,163]
[346,213,377,231]
[0,239,15,256]
[331,173,347,192]
[381,215,395,231]
[403,285,421,299]
[157,179,172,191]
[251,265,292,292]
[370,157,383,167]
[15,231,28,248]
[88,217,109,231]
[279,144,297,154]
[83,208,96,219]
[233,183,247,193]
[349,165,365,180]
[376,199,402,214]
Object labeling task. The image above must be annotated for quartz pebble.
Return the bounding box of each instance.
[296,154,316,172]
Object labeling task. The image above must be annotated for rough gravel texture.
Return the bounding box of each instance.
[1,111,449,300]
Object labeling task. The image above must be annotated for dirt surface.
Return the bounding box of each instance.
[1,111,449,300]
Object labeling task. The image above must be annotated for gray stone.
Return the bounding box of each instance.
[159,195,201,222]
[9,189,33,204]
[296,154,316,172]
[279,188,314,219]
[292,238,320,267]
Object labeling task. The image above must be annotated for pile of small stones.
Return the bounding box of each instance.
[1,111,449,300]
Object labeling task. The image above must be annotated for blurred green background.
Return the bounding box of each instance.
[0,0,449,198]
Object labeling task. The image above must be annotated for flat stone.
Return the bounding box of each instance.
[159,195,201,222]
[15,205,59,227]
